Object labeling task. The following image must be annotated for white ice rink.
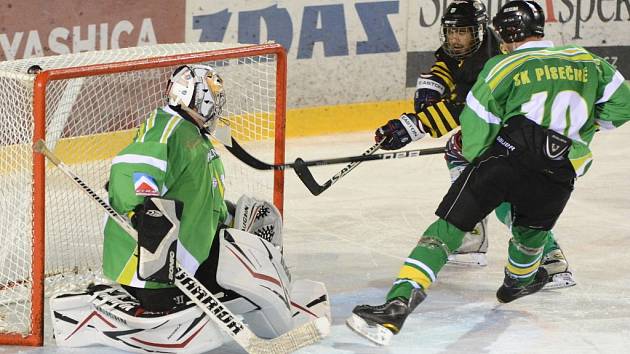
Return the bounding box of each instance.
[3,127,630,354]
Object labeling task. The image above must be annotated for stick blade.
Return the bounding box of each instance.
[247,317,330,353]
[294,158,327,196]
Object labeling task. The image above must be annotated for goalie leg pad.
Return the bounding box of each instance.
[215,228,331,339]
[50,284,228,353]
[290,279,331,328]
[216,228,293,338]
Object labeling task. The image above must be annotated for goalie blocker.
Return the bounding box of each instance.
[51,197,330,353]
[134,197,182,284]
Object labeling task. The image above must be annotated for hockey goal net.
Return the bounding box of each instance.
[0,42,286,345]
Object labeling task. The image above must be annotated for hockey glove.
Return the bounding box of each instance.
[375,113,427,150]
[445,130,468,167]
[131,197,184,284]
[414,75,446,113]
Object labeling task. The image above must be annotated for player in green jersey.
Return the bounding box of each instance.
[101,63,329,321]
[374,0,575,289]
[349,1,630,345]
[102,64,231,310]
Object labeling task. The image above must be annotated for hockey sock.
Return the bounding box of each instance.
[507,226,549,285]
[492,204,560,262]
[387,219,465,301]
[542,230,560,255]
[494,202,512,226]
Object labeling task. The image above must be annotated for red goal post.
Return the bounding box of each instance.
[0,42,286,345]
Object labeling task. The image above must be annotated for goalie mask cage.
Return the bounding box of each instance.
[0,42,286,345]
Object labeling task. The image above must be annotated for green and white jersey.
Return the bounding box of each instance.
[103,106,228,289]
[460,40,630,176]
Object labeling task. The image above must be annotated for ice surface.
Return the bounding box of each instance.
[4,127,630,354]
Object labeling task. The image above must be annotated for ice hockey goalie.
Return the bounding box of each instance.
[50,196,330,353]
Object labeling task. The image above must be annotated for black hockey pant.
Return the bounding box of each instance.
[436,117,576,232]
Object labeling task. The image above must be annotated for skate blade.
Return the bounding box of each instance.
[542,272,576,290]
[447,253,488,267]
[346,314,393,346]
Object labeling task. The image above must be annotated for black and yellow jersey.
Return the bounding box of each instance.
[416,29,502,137]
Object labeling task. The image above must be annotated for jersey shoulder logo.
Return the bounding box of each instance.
[208,148,219,162]
[133,173,160,196]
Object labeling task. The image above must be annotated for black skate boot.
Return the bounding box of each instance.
[346,288,426,345]
[497,267,549,303]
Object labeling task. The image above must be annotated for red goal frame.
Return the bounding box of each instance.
[1,43,286,346]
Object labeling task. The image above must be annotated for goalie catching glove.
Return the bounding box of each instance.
[232,195,283,250]
[375,113,428,150]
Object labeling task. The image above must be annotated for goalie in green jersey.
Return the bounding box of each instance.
[49,65,331,352]
[349,0,630,345]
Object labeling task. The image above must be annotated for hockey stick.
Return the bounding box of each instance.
[225,139,444,195]
[294,142,382,196]
[33,139,329,354]
[225,138,445,170]
[295,143,446,196]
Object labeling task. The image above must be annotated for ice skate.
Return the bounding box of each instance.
[346,289,426,345]
[448,218,488,266]
[541,248,576,290]
[496,267,548,303]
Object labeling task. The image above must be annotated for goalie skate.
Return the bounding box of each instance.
[346,313,393,346]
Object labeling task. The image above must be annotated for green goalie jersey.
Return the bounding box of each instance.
[460,40,630,176]
[103,106,228,289]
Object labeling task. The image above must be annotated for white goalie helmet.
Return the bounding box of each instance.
[167,64,226,132]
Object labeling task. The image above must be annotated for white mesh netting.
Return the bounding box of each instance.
[0,42,283,338]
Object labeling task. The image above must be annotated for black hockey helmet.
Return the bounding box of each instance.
[439,0,488,59]
[492,1,545,43]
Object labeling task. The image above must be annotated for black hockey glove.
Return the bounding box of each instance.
[130,198,183,233]
[414,75,446,113]
[375,113,427,150]
[445,130,468,167]
[131,197,184,284]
